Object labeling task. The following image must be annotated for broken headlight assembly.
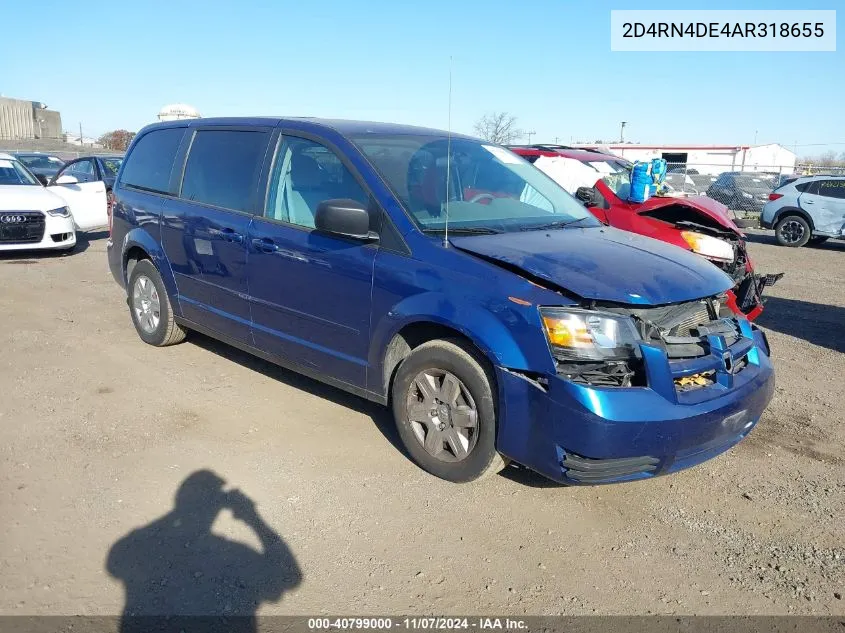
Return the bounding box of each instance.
[680,230,734,263]
[539,307,645,387]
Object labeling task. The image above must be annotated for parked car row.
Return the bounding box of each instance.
[0,151,122,252]
[102,118,775,486]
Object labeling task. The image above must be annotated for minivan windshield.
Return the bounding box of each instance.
[350,135,599,233]
[0,158,40,186]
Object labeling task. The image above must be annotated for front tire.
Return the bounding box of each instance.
[775,215,811,247]
[127,259,186,346]
[391,339,506,483]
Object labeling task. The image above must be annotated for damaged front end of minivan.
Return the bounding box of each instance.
[495,291,775,484]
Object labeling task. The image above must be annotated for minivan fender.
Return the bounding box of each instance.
[120,227,180,312]
[369,291,553,395]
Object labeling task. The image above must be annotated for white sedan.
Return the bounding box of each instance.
[0,153,77,252]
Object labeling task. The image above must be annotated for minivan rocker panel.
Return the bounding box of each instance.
[107,117,774,485]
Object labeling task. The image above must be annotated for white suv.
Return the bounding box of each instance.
[761,175,845,247]
[0,153,76,252]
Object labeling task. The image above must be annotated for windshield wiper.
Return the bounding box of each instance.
[422,227,502,235]
[519,217,596,231]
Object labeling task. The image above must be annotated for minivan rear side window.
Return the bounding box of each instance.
[120,127,185,194]
[180,129,270,213]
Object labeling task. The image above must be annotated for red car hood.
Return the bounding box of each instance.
[635,195,742,234]
[595,181,742,235]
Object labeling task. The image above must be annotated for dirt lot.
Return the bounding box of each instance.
[0,230,842,617]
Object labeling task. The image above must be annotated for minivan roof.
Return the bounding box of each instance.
[137,117,478,141]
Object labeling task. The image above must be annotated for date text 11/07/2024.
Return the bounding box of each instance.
[307,617,528,630]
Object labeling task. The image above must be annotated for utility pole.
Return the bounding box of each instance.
[620,121,627,143]
[753,129,758,145]
[79,122,83,147]
[526,130,537,144]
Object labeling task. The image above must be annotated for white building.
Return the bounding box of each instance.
[157,104,201,122]
[577,143,797,175]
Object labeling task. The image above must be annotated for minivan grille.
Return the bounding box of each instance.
[0,211,45,244]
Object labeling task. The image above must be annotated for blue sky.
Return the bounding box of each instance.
[3,0,841,156]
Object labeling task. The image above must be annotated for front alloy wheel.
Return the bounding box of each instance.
[391,339,507,482]
[406,369,479,462]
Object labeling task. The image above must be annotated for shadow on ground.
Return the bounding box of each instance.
[757,296,845,354]
[744,230,845,251]
[188,333,405,458]
[106,470,302,633]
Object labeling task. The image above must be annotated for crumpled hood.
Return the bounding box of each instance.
[634,194,741,233]
[0,185,67,212]
[451,226,734,305]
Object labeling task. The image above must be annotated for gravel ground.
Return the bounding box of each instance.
[0,229,842,617]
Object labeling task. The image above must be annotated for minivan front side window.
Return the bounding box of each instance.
[265,136,369,228]
[351,135,598,233]
[180,129,270,213]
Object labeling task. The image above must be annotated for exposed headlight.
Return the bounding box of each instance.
[539,307,642,362]
[46,206,71,218]
[681,231,734,263]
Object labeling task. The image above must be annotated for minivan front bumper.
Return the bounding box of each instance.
[495,321,775,484]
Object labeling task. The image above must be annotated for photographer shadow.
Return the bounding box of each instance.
[106,470,302,633]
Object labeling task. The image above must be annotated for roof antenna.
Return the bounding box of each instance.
[443,55,453,248]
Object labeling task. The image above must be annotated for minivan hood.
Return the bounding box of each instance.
[0,185,66,212]
[451,226,734,305]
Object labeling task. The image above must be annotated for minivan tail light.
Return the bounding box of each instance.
[768,193,783,201]
[107,191,115,236]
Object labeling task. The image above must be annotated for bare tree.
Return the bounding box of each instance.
[473,112,521,145]
[801,150,845,168]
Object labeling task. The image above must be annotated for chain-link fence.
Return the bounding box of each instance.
[658,162,829,217]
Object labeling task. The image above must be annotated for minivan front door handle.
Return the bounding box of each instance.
[251,237,280,253]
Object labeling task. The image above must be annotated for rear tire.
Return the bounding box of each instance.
[391,338,506,483]
[127,259,186,346]
[775,215,811,247]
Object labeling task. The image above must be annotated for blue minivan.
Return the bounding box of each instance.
[107,118,775,485]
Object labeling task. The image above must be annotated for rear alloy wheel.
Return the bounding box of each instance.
[775,215,811,248]
[392,339,506,482]
[127,259,186,346]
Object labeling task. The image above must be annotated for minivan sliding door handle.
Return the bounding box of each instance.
[209,227,244,243]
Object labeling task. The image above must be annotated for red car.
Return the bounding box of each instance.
[508,145,780,320]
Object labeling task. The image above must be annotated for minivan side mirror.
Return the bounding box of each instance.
[54,174,78,185]
[314,199,377,241]
[575,186,596,207]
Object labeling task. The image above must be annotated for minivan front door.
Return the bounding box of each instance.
[246,134,376,389]
[160,127,273,343]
